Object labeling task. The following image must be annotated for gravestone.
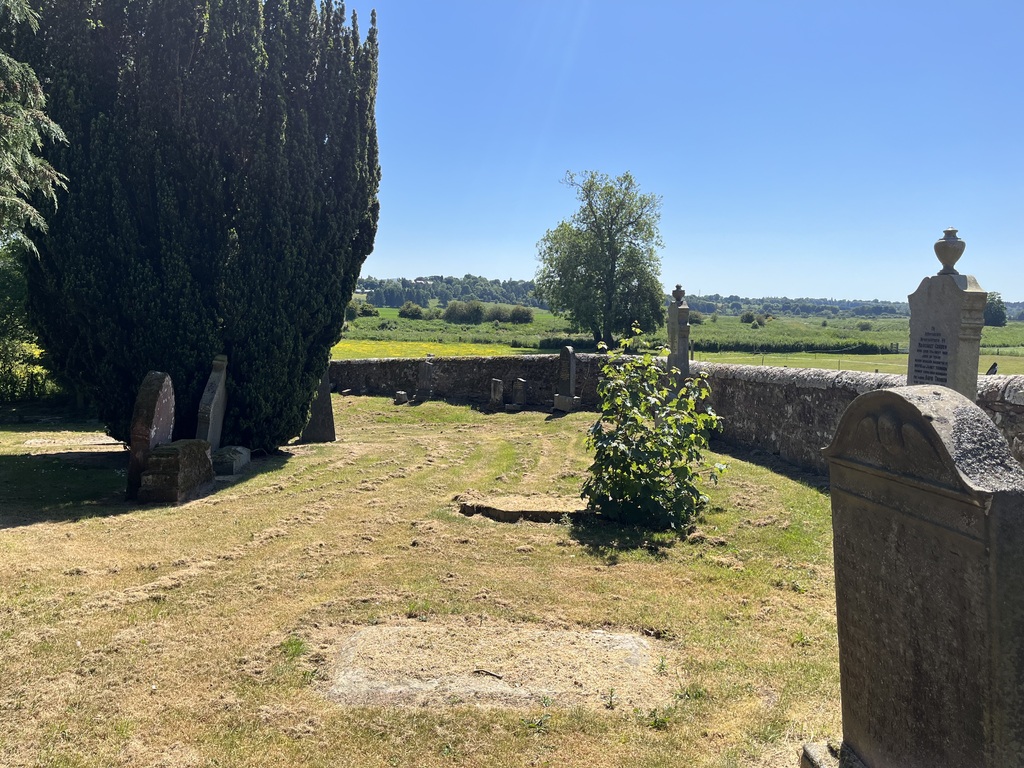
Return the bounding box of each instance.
[300,367,336,443]
[488,378,504,412]
[213,445,250,476]
[394,390,409,405]
[127,371,175,500]
[553,346,581,412]
[666,284,690,378]
[906,228,986,401]
[802,385,1024,768]
[138,439,215,503]
[505,377,527,413]
[196,354,228,451]
[415,357,435,402]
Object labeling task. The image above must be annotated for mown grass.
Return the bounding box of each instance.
[0,397,840,767]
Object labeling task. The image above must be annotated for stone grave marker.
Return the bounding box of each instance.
[127,371,175,500]
[553,346,581,412]
[488,378,504,411]
[138,439,215,503]
[666,284,690,378]
[802,385,1024,768]
[196,354,228,451]
[906,227,986,401]
[506,377,527,413]
[415,356,435,402]
[300,367,336,443]
[213,445,250,476]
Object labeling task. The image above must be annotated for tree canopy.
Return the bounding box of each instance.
[535,171,665,346]
[0,0,66,250]
[985,292,1008,327]
[17,0,379,451]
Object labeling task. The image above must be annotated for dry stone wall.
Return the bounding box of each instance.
[329,356,1024,474]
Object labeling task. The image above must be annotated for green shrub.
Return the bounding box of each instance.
[739,311,755,324]
[689,310,704,325]
[509,305,534,324]
[581,329,725,532]
[443,300,486,325]
[358,302,380,317]
[398,301,425,320]
[856,321,872,331]
[485,304,511,323]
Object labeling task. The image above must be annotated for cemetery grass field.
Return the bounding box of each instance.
[0,397,839,768]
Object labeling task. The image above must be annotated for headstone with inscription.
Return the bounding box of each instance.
[553,346,581,412]
[299,367,336,443]
[127,371,176,500]
[415,357,435,402]
[196,354,228,451]
[802,385,1024,768]
[666,284,690,378]
[906,228,987,401]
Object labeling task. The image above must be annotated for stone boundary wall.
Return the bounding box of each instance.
[329,356,1024,474]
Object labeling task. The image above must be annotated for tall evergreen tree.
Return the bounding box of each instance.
[20,0,379,450]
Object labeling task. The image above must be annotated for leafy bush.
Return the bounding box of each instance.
[485,304,511,323]
[739,311,755,324]
[509,305,534,324]
[689,310,704,325]
[581,329,725,532]
[856,321,873,331]
[443,300,486,325]
[346,300,380,321]
[398,301,425,319]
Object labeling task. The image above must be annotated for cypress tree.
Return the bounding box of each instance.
[21,0,379,451]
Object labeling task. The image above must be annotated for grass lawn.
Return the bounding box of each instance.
[0,397,839,767]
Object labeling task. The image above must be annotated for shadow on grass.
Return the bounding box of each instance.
[567,512,677,565]
[711,438,831,493]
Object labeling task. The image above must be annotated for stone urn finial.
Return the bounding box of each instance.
[672,284,685,304]
[934,227,966,275]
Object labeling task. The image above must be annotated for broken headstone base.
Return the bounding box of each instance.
[137,439,214,503]
[552,394,581,413]
[213,445,251,476]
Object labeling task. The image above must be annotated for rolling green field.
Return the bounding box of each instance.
[334,310,1024,375]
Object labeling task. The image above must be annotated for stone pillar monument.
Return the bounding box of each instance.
[666,284,690,377]
[906,228,986,401]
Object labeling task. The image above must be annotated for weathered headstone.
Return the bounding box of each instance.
[415,357,435,402]
[505,377,528,413]
[213,445,250,476]
[196,354,228,451]
[553,346,581,412]
[906,228,986,401]
[300,367,336,443]
[802,385,1024,768]
[394,390,409,405]
[127,371,175,500]
[666,284,690,378]
[138,439,215,503]
[488,378,504,412]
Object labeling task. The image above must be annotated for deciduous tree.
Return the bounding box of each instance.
[535,171,665,347]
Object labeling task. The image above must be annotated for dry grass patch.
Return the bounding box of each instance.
[0,396,839,767]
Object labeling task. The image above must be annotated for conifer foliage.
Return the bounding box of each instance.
[18,0,380,451]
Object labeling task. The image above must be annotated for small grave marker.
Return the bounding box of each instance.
[127,371,175,500]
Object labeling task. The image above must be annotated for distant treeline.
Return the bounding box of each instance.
[357,275,547,309]
[688,294,911,318]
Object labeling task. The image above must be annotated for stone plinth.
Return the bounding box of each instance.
[818,385,1024,767]
[138,439,214,503]
[197,354,228,451]
[553,394,581,413]
[127,371,175,500]
[300,367,336,443]
[213,445,250,476]
[906,229,986,401]
[487,378,504,412]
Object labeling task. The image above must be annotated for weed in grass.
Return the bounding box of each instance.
[520,712,552,735]
[791,631,812,648]
[674,683,709,702]
[654,656,668,676]
[279,636,308,660]
[633,707,674,730]
[405,600,431,620]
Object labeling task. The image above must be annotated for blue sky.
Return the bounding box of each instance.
[353,1,1023,302]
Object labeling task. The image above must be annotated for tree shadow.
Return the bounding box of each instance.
[566,512,677,565]
[711,438,831,493]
